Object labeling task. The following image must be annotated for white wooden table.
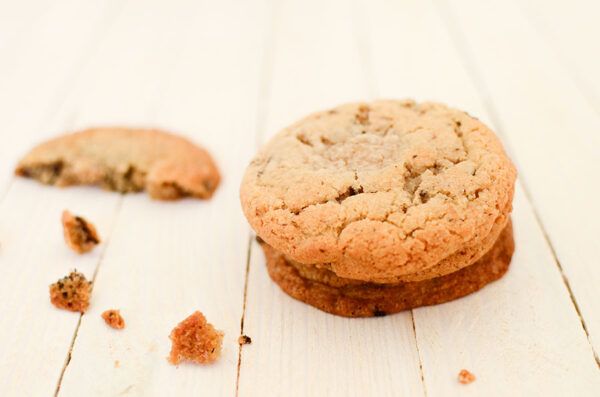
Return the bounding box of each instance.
[0,0,599,395]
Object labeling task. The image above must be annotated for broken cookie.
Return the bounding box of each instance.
[168,311,223,365]
[16,127,220,200]
[102,309,125,329]
[49,271,92,313]
[62,210,100,254]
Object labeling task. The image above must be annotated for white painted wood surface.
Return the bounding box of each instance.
[442,0,600,360]
[366,1,600,395]
[519,0,600,113]
[0,0,598,396]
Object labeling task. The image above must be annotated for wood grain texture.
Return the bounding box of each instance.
[0,0,124,197]
[519,0,600,113]
[237,1,425,395]
[0,184,120,396]
[415,187,600,395]
[0,0,54,52]
[241,240,425,396]
[0,2,124,395]
[57,0,268,395]
[365,0,600,393]
[439,0,600,359]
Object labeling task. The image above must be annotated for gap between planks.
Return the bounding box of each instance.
[433,0,600,369]
[49,3,155,394]
[236,3,280,393]
[410,311,429,397]
[54,197,124,396]
[236,234,254,397]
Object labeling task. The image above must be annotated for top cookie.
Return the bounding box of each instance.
[16,127,220,200]
[241,100,516,282]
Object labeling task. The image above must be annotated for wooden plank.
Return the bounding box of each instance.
[0,2,126,396]
[0,186,120,396]
[0,0,124,196]
[237,1,425,395]
[519,0,600,112]
[0,0,53,51]
[259,0,371,138]
[58,0,269,395]
[438,0,600,359]
[242,240,425,397]
[416,187,600,395]
[365,0,600,393]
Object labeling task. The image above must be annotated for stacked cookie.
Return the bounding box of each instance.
[241,100,516,317]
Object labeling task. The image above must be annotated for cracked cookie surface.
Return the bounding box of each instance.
[16,127,220,200]
[241,100,516,282]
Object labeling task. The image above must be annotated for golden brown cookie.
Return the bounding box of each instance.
[259,221,514,317]
[241,100,516,282]
[16,127,220,200]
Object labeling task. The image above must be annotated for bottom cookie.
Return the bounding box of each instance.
[259,221,514,317]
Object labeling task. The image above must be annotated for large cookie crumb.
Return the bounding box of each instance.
[102,309,125,329]
[62,210,100,254]
[458,369,476,384]
[49,271,92,313]
[168,311,223,365]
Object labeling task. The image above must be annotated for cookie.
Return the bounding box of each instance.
[259,221,514,317]
[241,100,516,282]
[301,196,511,284]
[16,127,220,200]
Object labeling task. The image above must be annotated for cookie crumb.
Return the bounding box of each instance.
[238,335,252,345]
[458,369,476,384]
[102,309,125,329]
[62,210,100,254]
[49,271,92,313]
[168,311,223,365]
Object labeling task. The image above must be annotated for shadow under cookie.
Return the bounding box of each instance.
[259,221,514,317]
